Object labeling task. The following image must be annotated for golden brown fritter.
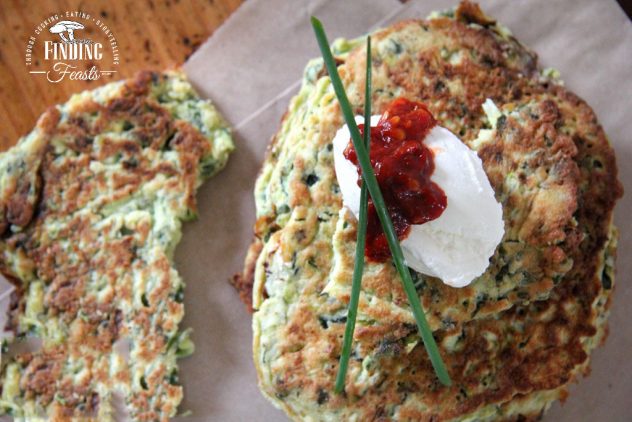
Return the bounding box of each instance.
[242,2,622,420]
[0,70,234,421]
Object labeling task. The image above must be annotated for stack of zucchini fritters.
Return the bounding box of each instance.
[238,3,622,420]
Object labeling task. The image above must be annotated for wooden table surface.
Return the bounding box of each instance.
[0,0,242,152]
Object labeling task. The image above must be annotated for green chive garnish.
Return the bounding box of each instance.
[311,16,452,388]
[334,36,372,394]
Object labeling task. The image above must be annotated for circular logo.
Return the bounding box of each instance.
[25,11,120,83]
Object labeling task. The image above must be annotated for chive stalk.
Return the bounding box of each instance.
[334,36,372,394]
[311,16,452,387]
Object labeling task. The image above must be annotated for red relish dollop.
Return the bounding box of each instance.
[343,98,447,261]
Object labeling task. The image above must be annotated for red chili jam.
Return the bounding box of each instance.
[343,97,447,261]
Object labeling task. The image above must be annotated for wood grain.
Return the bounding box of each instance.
[0,0,242,151]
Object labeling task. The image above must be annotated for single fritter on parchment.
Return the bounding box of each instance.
[237,2,622,420]
[0,71,234,421]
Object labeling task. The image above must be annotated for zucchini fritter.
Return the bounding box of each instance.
[241,2,622,420]
[0,70,234,421]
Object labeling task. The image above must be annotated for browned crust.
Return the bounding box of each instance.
[230,238,262,312]
[455,1,496,26]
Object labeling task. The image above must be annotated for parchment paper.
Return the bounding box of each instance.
[1,1,630,421]
[181,1,632,420]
